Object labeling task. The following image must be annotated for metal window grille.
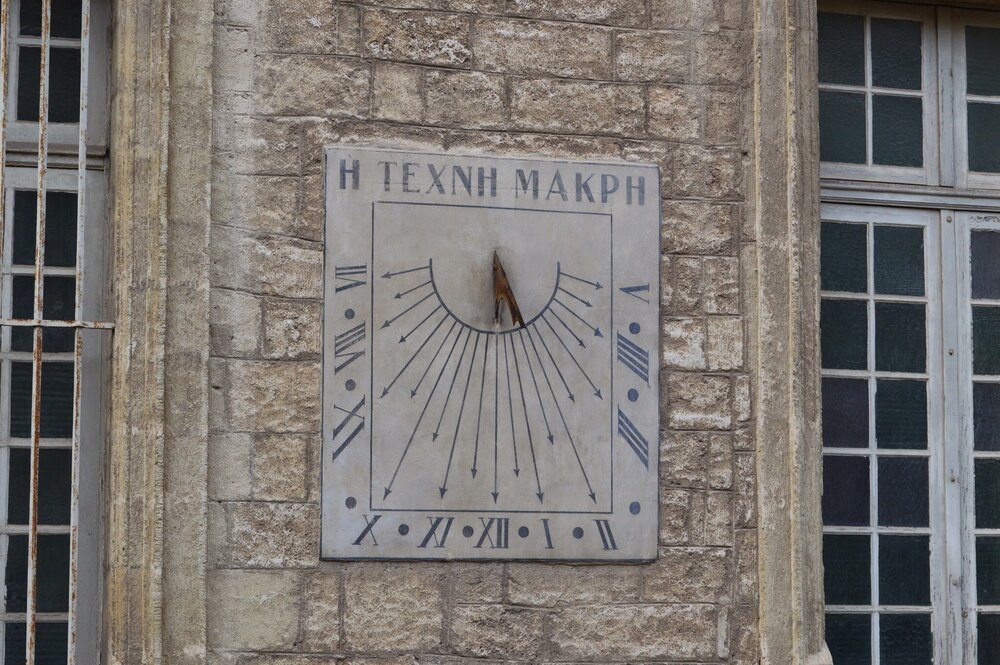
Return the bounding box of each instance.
[0,0,109,663]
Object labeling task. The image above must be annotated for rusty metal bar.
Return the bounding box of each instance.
[0,0,9,279]
[0,318,113,329]
[66,328,81,664]
[74,0,89,323]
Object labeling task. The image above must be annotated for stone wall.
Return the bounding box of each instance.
[206,1,756,662]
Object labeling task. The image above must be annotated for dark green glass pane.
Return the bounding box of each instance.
[12,190,78,268]
[978,537,1000,605]
[878,456,928,527]
[10,362,75,439]
[16,47,81,124]
[822,299,868,370]
[4,534,70,613]
[977,459,1000,529]
[823,377,869,448]
[974,307,1000,375]
[826,614,871,665]
[11,275,76,352]
[875,303,925,373]
[873,95,923,167]
[967,26,1000,96]
[969,103,1000,174]
[871,19,922,90]
[975,383,1000,452]
[823,455,869,526]
[4,622,68,665]
[979,614,1000,664]
[973,231,1000,300]
[818,13,865,85]
[820,91,866,164]
[822,222,868,293]
[19,0,83,38]
[879,535,930,605]
[7,448,73,525]
[880,614,932,665]
[875,380,927,449]
[874,226,924,296]
[824,534,871,605]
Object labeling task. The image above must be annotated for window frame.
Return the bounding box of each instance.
[951,10,1000,190]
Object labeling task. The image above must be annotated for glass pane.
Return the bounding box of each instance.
[875,303,926,373]
[11,275,77,352]
[823,377,869,448]
[979,614,1000,665]
[19,0,83,39]
[872,95,923,168]
[822,299,868,370]
[12,190,79,268]
[874,226,924,296]
[969,103,1000,174]
[879,614,932,665]
[871,18,922,90]
[978,537,1000,605]
[10,361,75,439]
[826,613,871,665]
[4,535,70,613]
[818,13,865,85]
[4,622,68,665]
[878,456,928,527]
[975,383,1000,452]
[977,459,1000,529]
[821,222,867,293]
[879,535,930,605]
[967,26,1000,96]
[820,91,866,164]
[824,534,871,605]
[972,230,1000,300]
[16,47,82,124]
[823,455,870,526]
[875,380,927,449]
[7,448,73,525]
[974,306,1000,375]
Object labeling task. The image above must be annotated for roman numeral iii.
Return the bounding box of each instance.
[617,406,649,469]
[617,333,650,385]
[334,322,366,373]
[335,264,368,292]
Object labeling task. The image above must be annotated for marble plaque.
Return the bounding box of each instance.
[321,146,661,561]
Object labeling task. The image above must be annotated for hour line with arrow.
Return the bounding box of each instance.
[559,269,603,290]
[518,329,553,445]
[554,298,603,337]
[534,316,575,402]
[381,291,434,328]
[398,303,442,343]
[541,314,603,399]
[441,333,481,498]
[471,334,490,479]
[411,320,460,398]
[433,328,473,443]
[492,332,499,502]
[503,335,521,478]
[381,263,430,279]
[394,279,432,299]
[557,285,593,308]
[381,311,450,398]
[548,307,586,347]
[511,329,543,503]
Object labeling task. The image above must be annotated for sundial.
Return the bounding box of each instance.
[321,146,660,561]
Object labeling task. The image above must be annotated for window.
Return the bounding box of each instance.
[820,4,1000,663]
[0,1,110,663]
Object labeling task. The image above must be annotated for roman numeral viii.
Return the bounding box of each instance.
[617,333,650,385]
[335,264,368,292]
[617,406,649,469]
[334,322,366,373]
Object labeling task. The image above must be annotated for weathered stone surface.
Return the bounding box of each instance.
[215,360,321,432]
[707,316,744,370]
[736,529,758,604]
[507,564,640,606]
[705,85,744,144]
[448,565,505,603]
[549,604,719,661]
[663,201,735,255]
[704,256,740,314]
[262,298,322,360]
[447,130,620,159]
[671,144,743,199]
[650,0,716,30]
[735,451,756,525]
[208,433,252,500]
[215,116,301,175]
[511,80,644,136]
[667,373,733,429]
[258,1,361,54]
[449,605,546,659]
[695,30,747,85]
[254,54,369,117]
[706,491,735,546]
[670,256,703,314]
[251,433,311,500]
[301,569,341,652]
[344,565,443,651]
[207,570,300,650]
[659,488,704,545]
[473,19,612,79]
[372,62,425,123]
[223,501,319,568]
[506,0,644,26]
[213,173,307,240]
[363,9,472,66]
[643,547,732,602]
[649,86,701,141]
[211,288,261,358]
[616,31,690,82]
[425,70,507,128]
[734,373,752,422]
[660,431,709,488]
[663,317,706,370]
[709,432,734,490]
[213,226,323,299]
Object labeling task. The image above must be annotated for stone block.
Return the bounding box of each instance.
[215,25,253,93]
[616,31,690,82]
[670,257,702,314]
[730,602,759,665]
[734,373,752,422]
[213,226,323,299]
[207,570,299,650]
[650,0,716,30]
[215,116,300,175]
[252,433,311,501]
[473,19,612,79]
[643,547,732,602]
[363,9,472,67]
[707,316,744,370]
[425,70,507,128]
[301,569,341,652]
[660,431,709,488]
[671,144,743,200]
[300,119,447,174]
[298,174,326,243]
[736,529,758,604]
[663,202,735,255]
[662,317,706,370]
[659,488,703,546]
[213,173,306,240]
[506,0,644,26]
[735,452,756,526]
[372,62,425,123]
[253,54,370,117]
[447,130,620,160]
[216,359,321,432]
[709,432,734,490]
[695,30,747,85]
[660,255,673,307]
[648,85,701,141]
[209,433,252,501]
[369,0,503,10]
[343,564,443,651]
[224,501,319,568]
[705,85,744,145]
[259,1,361,54]
[262,298,322,360]
[704,256,740,314]
[706,491,734,546]
[549,604,718,661]
[622,140,674,194]
[449,605,545,659]
[667,373,733,430]
[507,564,640,606]
[511,79,644,136]
[447,564,504,603]
[211,288,261,359]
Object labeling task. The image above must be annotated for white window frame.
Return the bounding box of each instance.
[951,10,1000,190]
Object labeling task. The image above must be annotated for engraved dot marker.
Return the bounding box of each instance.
[462,525,475,538]
[628,388,639,402]
[346,379,357,391]
[572,527,584,539]
[518,526,529,538]
[629,322,640,335]
[345,497,357,509]
[629,501,641,515]
[398,524,410,536]
[345,308,355,320]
